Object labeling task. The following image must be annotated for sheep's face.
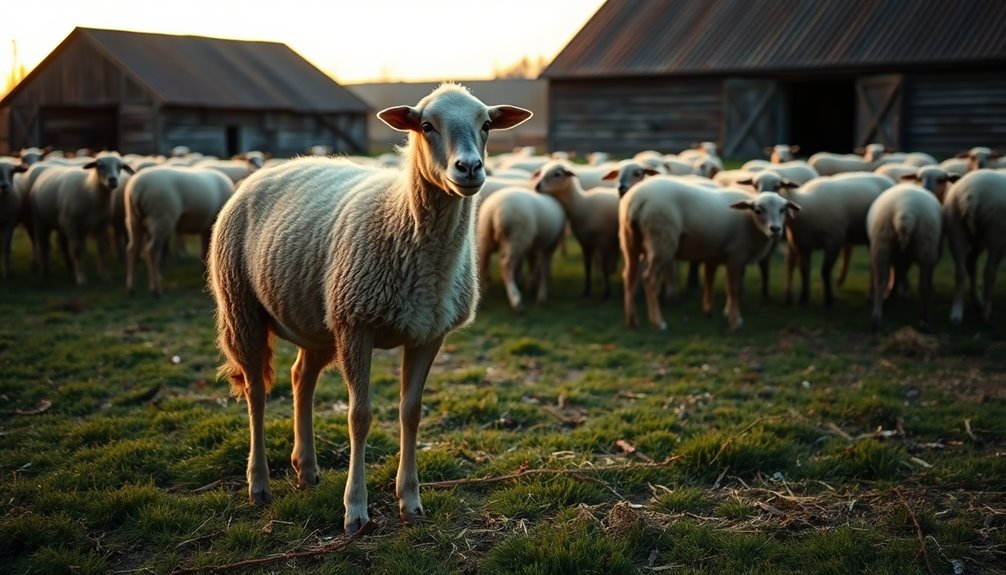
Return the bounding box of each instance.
[17,148,44,167]
[378,84,532,197]
[0,162,27,196]
[959,146,993,170]
[767,144,798,163]
[741,171,799,195]
[604,161,658,198]
[902,167,958,203]
[696,141,718,155]
[693,158,719,178]
[83,155,135,191]
[731,192,799,240]
[859,143,888,162]
[533,162,576,197]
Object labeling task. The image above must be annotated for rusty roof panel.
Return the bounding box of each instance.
[543,0,1006,78]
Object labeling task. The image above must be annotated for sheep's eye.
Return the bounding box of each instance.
[754,207,764,215]
[482,121,491,132]
[633,171,641,178]
[421,122,434,134]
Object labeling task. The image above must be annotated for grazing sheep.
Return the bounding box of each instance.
[125,166,235,296]
[29,152,135,284]
[781,173,895,307]
[477,186,566,312]
[620,177,799,331]
[942,169,1006,325]
[0,159,29,278]
[534,161,620,298]
[207,83,531,534]
[866,183,944,330]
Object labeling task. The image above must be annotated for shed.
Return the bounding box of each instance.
[0,27,371,157]
[542,0,1006,160]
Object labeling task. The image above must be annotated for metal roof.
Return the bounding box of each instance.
[4,27,370,113]
[543,0,1006,79]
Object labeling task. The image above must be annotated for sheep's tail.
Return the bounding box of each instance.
[893,209,917,252]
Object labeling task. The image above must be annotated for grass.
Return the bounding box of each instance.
[1,228,1005,575]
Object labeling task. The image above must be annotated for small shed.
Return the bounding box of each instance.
[542,0,1006,159]
[0,27,371,157]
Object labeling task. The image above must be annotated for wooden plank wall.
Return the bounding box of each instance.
[902,71,1006,159]
[548,78,722,157]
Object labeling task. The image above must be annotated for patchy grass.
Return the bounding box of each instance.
[1,229,1005,575]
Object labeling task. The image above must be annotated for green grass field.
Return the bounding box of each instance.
[1,227,1004,575]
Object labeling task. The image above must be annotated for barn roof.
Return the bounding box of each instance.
[3,27,370,113]
[543,0,1006,79]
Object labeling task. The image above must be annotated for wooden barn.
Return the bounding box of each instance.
[0,27,370,157]
[542,0,1006,160]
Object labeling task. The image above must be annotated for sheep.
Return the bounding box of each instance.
[866,182,944,330]
[15,147,46,167]
[477,186,566,312]
[943,147,1003,175]
[942,169,1006,325]
[603,160,661,198]
[619,177,799,331]
[742,144,802,171]
[534,161,620,298]
[207,83,531,534]
[780,173,895,307]
[875,163,920,182]
[0,158,29,278]
[29,152,135,284]
[233,150,266,169]
[195,157,260,184]
[125,166,235,296]
[808,144,888,175]
[882,151,937,167]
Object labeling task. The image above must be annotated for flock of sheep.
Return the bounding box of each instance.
[476,141,1006,332]
[0,82,1004,534]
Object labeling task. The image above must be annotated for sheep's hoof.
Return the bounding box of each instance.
[295,469,320,488]
[249,487,273,506]
[400,506,425,526]
[344,517,373,537]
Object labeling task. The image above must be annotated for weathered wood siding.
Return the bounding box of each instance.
[903,71,1006,159]
[548,78,722,156]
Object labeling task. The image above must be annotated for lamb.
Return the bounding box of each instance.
[477,186,566,312]
[534,161,620,298]
[866,181,944,330]
[28,152,135,284]
[942,169,1006,325]
[619,177,799,331]
[125,165,235,296]
[0,158,29,278]
[207,83,531,534]
[780,173,895,307]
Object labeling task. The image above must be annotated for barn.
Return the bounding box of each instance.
[0,27,370,157]
[542,0,1006,160]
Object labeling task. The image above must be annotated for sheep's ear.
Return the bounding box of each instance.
[602,169,618,181]
[120,163,136,175]
[487,105,533,131]
[531,169,541,179]
[781,179,799,190]
[785,201,801,215]
[729,200,754,211]
[377,105,422,132]
[644,168,659,176]
[790,145,800,154]
[736,177,754,186]
[82,161,98,170]
[14,164,28,173]
[947,174,961,183]
[561,168,577,178]
[899,174,919,181]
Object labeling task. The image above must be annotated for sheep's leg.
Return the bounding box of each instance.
[966,248,982,310]
[65,226,87,285]
[622,253,641,328]
[144,223,167,297]
[94,228,110,282]
[397,335,443,526]
[291,347,332,489]
[34,226,50,277]
[338,329,375,535]
[702,262,717,315]
[784,245,796,305]
[947,233,970,325]
[500,248,524,314]
[125,214,144,295]
[724,263,743,331]
[836,244,853,286]
[477,237,494,294]
[981,249,1002,324]
[536,250,554,304]
[642,251,668,331]
[820,247,840,308]
[580,245,593,298]
[601,250,615,300]
[870,244,891,331]
[685,262,700,293]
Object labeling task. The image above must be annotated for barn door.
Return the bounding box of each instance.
[855,74,902,150]
[722,78,783,159]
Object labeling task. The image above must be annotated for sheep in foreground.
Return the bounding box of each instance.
[125,166,234,296]
[619,177,799,331]
[477,186,566,312]
[942,169,1006,325]
[207,83,531,534]
[781,173,895,307]
[866,182,944,330]
[534,161,620,298]
[0,159,29,278]
[29,152,134,284]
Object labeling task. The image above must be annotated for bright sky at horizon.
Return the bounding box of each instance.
[1,0,606,90]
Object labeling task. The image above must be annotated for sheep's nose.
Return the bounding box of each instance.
[769,225,781,234]
[108,177,118,189]
[618,185,628,195]
[455,158,483,178]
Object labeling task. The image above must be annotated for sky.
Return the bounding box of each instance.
[1,0,606,89]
